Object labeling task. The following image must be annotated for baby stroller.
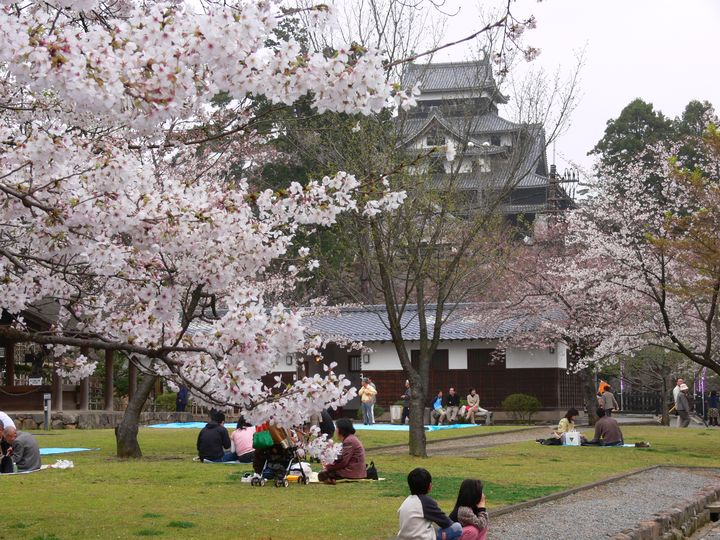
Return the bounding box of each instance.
[250,424,309,487]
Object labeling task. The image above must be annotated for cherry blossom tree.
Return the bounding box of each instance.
[0,0,418,457]
[558,125,720,386]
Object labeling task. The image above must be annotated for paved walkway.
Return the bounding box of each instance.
[490,468,720,540]
[370,427,550,456]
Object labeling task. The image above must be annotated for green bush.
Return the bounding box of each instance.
[501,393,542,423]
[355,405,385,421]
[154,392,192,412]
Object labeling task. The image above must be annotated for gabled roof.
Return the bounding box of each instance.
[302,303,562,343]
[399,111,521,146]
[403,60,505,102]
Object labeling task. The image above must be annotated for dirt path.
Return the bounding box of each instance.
[370,426,550,456]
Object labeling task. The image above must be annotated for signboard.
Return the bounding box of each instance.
[28,377,43,386]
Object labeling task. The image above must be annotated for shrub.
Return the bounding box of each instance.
[153,392,191,412]
[501,393,542,423]
[355,405,385,421]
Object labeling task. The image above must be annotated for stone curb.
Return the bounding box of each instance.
[610,468,720,540]
[489,464,663,519]
[482,464,720,539]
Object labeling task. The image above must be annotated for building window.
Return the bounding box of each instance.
[349,355,362,372]
[426,130,446,147]
[490,135,501,146]
[475,158,491,173]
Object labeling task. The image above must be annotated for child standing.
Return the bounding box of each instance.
[449,479,489,540]
[397,468,462,540]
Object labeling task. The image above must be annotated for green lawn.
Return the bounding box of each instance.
[3,426,720,540]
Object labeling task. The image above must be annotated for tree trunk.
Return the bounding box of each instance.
[115,374,157,458]
[581,369,598,426]
[408,393,427,457]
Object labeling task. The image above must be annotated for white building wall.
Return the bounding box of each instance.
[272,354,297,373]
[360,340,503,370]
[505,342,567,369]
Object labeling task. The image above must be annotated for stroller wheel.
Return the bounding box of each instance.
[283,479,289,488]
[274,479,284,488]
[302,476,310,485]
[250,478,260,487]
[260,478,267,487]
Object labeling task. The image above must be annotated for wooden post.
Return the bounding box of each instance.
[5,342,14,387]
[104,349,114,411]
[52,365,63,412]
[79,346,90,410]
[128,360,137,402]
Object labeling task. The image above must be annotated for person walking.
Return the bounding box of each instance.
[359,378,377,425]
[601,385,620,417]
[367,378,377,424]
[708,390,719,427]
[400,380,411,425]
[676,383,691,428]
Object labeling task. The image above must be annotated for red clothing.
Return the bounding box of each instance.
[325,434,366,479]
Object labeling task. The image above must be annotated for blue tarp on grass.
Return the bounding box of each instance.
[39,448,97,455]
[147,422,481,431]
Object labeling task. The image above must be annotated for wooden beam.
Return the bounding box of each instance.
[5,342,14,387]
[104,349,114,411]
[52,366,63,412]
[79,346,90,410]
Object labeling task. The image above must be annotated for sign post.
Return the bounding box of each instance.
[43,393,51,430]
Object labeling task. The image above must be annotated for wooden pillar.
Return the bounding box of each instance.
[52,362,63,412]
[79,346,90,410]
[5,342,14,387]
[104,349,114,411]
[128,360,137,402]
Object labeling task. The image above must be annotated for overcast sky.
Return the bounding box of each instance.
[424,0,720,180]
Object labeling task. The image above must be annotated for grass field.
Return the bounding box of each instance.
[3,425,720,539]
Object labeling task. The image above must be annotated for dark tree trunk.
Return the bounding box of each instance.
[581,368,598,426]
[115,374,157,458]
[408,391,427,457]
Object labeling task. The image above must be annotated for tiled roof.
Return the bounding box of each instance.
[403,61,496,93]
[399,112,521,144]
[302,303,562,343]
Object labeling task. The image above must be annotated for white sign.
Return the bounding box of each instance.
[28,377,43,386]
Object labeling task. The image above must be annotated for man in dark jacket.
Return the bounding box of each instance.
[445,387,461,423]
[197,411,233,462]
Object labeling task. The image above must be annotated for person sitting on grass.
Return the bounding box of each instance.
[0,420,14,473]
[3,425,41,472]
[553,407,586,444]
[449,479,489,540]
[587,407,624,446]
[230,416,255,463]
[318,418,366,484]
[197,411,234,462]
[397,467,462,540]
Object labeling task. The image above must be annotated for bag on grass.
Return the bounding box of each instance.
[365,460,378,480]
[253,424,275,450]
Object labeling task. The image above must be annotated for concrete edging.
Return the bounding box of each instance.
[486,464,720,540]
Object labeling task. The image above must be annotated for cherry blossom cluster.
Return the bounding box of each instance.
[0,1,412,431]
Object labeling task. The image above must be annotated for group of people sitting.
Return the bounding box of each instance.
[397,468,488,540]
[196,411,255,463]
[196,410,370,485]
[539,407,625,446]
[429,388,491,426]
[0,411,41,473]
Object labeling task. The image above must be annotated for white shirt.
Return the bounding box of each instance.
[673,385,681,404]
[0,411,16,429]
